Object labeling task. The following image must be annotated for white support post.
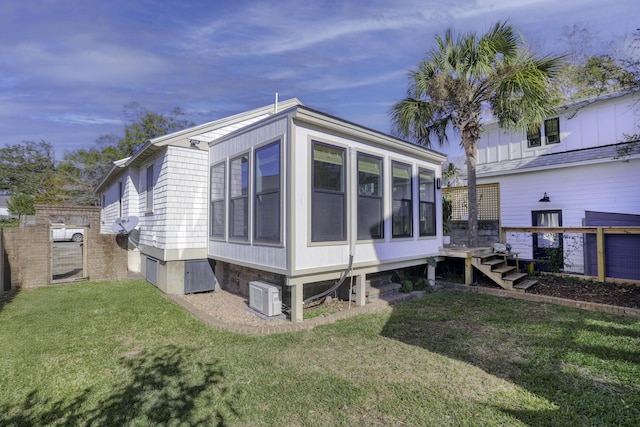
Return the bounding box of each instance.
[427,263,436,287]
[354,274,366,306]
[290,281,304,323]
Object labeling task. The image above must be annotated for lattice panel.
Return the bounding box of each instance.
[443,183,500,221]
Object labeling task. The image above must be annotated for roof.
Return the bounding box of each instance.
[202,103,447,163]
[94,98,303,193]
[290,105,447,162]
[477,141,640,177]
[95,98,448,195]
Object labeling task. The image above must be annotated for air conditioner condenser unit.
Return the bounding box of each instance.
[249,281,282,317]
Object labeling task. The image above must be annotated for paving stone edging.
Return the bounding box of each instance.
[168,283,639,336]
[438,282,640,318]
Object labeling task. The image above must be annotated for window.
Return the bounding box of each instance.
[544,117,560,144]
[392,161,412,238]
[418,168,436,236]
[118,181,123,218]
[145,164,154,213]
[312,142,346,242]
[210,162,225,238]
[255,141,281,242]
[527,126,542,148]
[229,154,249,240]
[357,153,383,240]
[532,210,563,270]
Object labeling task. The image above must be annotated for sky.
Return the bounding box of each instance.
[1,0,638,161]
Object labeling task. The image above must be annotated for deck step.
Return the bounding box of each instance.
[477,253,499,261]
[492,265,516,274]
[365,281,402,303]
[482,258,505,267]
[513,279,537,291]
[503,272,527,282]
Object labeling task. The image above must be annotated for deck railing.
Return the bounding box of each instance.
[500,226,640,283]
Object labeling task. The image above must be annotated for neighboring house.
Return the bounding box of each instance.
[475,90,640,278]
[96,99,447,321]
[0,194,11,218]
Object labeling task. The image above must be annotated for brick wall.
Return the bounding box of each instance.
[216,260,285,297]
[2,205,127,289]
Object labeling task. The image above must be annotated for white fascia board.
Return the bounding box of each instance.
[94,156,133,194]
[150,98,303,146]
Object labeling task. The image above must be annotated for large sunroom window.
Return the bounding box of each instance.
[312,142,346,242]
[229,154,249,240]
[255,141,281,242]
[357,153,383,240]
[210,162,225,238]
[392,161,412,238]
[418,168,436,236]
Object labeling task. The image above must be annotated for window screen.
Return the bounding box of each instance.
[210,162,225,237]
[418,168,436,236]
[312,142,346,241]
[357,153,383,240]
[255,141,281,242]
[392,161,412,238]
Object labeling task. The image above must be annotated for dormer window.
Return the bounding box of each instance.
[527,117,560,148]
[527,126,542,147]
[544,117,560,144]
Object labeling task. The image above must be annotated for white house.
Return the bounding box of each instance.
[475,90,640,278]
[96,99,303,288]
[97,99,447,321]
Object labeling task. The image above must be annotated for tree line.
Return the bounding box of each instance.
[1,24,638,227]
[0,103,194,217]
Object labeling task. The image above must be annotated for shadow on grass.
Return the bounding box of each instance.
[380,291,640,426]
[1,345,239,426]
[0,288,18,315]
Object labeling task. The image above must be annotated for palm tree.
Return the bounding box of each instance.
[391,22,563,247]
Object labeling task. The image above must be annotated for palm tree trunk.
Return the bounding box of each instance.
[463,137,479,248]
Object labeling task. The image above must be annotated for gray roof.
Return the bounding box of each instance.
[477,141,640,176]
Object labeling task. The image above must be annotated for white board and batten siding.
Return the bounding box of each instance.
[476,91,640,273]
[291,120,442,274]
[478,91,640,165]
[208,116,289,272]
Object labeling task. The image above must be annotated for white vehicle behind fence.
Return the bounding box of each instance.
[51,224,84,242]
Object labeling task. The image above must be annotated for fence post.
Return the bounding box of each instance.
[597,227,606,283]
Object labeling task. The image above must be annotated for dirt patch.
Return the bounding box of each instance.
[468,273,640,309]
[526,275,640,309]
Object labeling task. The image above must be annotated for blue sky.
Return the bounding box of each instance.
[1,0,637,161]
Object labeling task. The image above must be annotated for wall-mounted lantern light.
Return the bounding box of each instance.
[539,192,550,202]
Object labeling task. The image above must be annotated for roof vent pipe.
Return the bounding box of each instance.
[274,92,278,113]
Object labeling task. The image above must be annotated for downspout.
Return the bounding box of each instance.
[302,147,356,305]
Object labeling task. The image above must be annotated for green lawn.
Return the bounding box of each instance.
[1,280,638,426]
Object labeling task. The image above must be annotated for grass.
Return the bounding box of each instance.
[1,280,639,426]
